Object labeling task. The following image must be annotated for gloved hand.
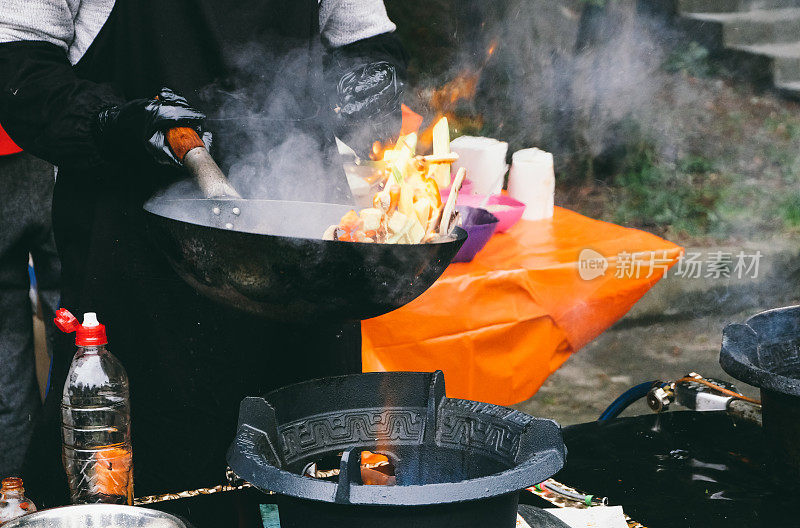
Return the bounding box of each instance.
[93,87,209,167]
[337,61,403,123]
[334,61,404,154]
[326,34,408,158]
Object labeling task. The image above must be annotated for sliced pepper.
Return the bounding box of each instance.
[424,178,442,208]
[388,185,401,213]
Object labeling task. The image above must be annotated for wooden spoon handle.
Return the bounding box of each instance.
[439,167,467,235]
[166,127,205,162]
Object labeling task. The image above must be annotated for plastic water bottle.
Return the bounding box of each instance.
[0,477,36,525]
[55,309,133,505]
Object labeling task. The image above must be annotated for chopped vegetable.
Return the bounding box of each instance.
[325,119,461,244]
[387,212,409,234]
[431,117,451,188]
[359,208,383,232]
[388,185,401,212]
[341,209,359,226]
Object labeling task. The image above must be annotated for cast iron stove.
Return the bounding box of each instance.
[226,371,566,528]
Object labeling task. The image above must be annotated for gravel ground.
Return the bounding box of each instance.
[513,309,764,426]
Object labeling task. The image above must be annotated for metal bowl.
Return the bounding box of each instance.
[2,504,190,528]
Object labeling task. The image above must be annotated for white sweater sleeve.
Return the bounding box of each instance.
[320,0,396,48]
[0,0,79,49]
[0,0,115,64]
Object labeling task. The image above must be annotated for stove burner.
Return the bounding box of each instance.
[302,450,396,485]
[227,371,566,528]
[721,305,800,475]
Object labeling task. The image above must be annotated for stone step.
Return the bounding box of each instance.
[775,79,800,97]
[735,40,800,77]
[680,0,800,14]
[676,1,800,99]
[733,40,800,94]
[685,8,800,46]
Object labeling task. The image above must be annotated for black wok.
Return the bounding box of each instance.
[143,197,467,321]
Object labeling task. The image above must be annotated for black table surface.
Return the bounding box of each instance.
[556,410,795,528]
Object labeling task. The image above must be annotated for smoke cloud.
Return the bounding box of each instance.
[395,0,693,177]
[198,41,349,204]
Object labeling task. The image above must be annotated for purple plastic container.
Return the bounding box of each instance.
[452,206,499,263]
[439,192,526,233]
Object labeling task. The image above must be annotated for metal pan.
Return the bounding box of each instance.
[143,197,467,321]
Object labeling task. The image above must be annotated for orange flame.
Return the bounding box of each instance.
[370,140,387,161]
[486,38,498,58]
[417,115,444,149]
[430,70,480,112]
[426,38,498,136]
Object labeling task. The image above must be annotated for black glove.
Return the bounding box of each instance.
[337,61,403,123]
[326,33,408,157]
[93,87,208,167]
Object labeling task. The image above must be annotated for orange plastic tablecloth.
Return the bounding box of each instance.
[362,207,684,406]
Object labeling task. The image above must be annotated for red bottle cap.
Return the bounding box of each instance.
[54,308,108,346]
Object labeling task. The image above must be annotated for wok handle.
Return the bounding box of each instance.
[166,127,205,162]
[165,127,241,198]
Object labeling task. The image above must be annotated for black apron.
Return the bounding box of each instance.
[23,0,361,507]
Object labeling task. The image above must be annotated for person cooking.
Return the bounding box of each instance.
[0,0,407,507]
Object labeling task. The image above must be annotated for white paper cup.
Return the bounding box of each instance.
[450,136,509,195]
[507,148,555,221]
